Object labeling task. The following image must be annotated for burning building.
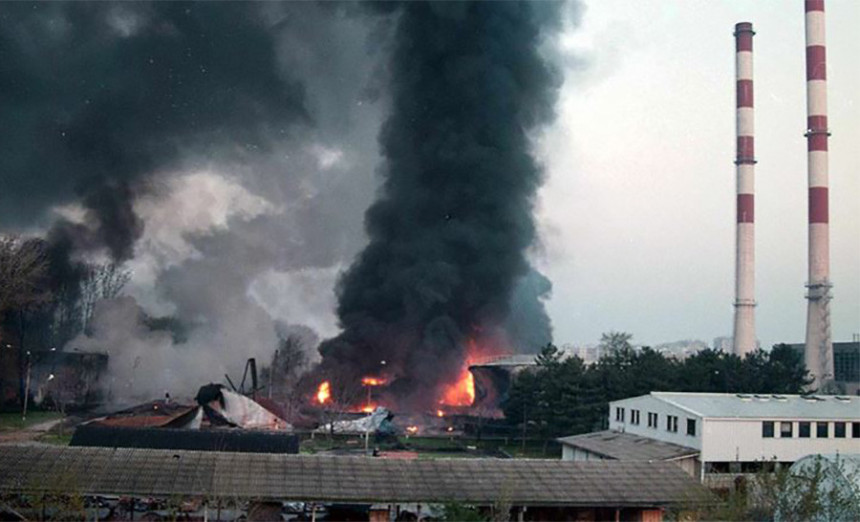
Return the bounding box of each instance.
[470,354,538,411]
[311,2,561,413]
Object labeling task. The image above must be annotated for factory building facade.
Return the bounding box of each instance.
[598,392,859,481]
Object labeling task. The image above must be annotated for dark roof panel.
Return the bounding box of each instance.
[0,445,709,506]
[557,430,699,461]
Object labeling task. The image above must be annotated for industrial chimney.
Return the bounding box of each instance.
[803,0,833,388]
[732,22,756,357]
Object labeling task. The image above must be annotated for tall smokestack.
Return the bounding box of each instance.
[732,22,756,357]
[803,0,833,388]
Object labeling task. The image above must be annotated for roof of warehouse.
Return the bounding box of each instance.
[616,392,860,420]
[0,445,709,506]
[556,431,699,461]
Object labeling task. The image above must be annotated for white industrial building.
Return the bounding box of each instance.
[560,392,860,482]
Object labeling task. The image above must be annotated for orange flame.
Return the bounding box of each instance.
[436,409,445,418]
[316,381,331,405]
[361,377,386,386]
[406,425,419,435]
[440,368,474,406]
[360,403,376,413]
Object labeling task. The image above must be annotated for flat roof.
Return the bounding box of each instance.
[619,392,860,420]
[0,445,708,507]
[557,431,699,461]
[470,354,537,368]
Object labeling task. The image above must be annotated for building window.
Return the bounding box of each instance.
[853,422,860,438]
[616,407,625,422]
[762,421,774,438]
[816,422,829,438]
[799,422,811,438]
[686,418,696,436]
[780,422,793,438]
[666,415,678,433]
[834,422,846,438]
[631,409,640,425]
[647,412,657,428]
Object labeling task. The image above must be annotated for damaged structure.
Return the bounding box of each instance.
[469,354,537,411]
[71,384,297,454]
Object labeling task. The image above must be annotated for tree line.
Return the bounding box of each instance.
[502,332,811,441]
[0,235,130,409]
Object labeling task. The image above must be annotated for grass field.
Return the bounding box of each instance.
[298,432,560,459]
[0,411,62,431]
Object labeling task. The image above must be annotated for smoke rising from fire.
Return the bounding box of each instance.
[0,2,307,261]
[0,2,389,402]
[317,2,564,409]
[1,2,573,407]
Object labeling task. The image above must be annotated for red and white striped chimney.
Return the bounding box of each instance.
[803,0,833,387]
[732,22,756,357]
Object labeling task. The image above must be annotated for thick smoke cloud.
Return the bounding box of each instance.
[317,2,563,409]
[0,2,307,260]
[1,1,566,409]
[1,2,388,403]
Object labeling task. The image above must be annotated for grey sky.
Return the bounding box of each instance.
[538,0,859,348]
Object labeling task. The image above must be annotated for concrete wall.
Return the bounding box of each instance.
[561,446,608,461]
[701,418,859,462]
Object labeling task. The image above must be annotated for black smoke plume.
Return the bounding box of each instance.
[0,2,307,263]
[316,2,562,409]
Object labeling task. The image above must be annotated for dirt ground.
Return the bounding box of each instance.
[0,418,64,444]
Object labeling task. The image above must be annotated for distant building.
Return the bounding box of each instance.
[652,339,710,360]
[787,341,860,394]
[559,343,601,365]
[713,336,733,353]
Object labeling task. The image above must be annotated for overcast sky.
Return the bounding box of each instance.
[538,0,859,349]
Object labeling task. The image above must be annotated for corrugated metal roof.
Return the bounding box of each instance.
[557,431,699,461]
[618,393,860,420]
[469,354,537,368]
[0,445,708,506]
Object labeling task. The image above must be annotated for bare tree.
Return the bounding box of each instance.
[80,262,131,334]
[0,235,50,314]
[0,235,51,406]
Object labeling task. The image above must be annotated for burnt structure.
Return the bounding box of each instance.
[470,354,537,410]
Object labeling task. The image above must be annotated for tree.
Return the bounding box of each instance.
[0,235,50,315]
[79,262,131,334]
[765,344,813,394]
[503,332,813,444]
[0,235,51,407]
[261,333,310,420]
[599,331,634,357]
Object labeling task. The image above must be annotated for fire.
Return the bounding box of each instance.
[316,381,331,405]
[360,403,377,413]
[406,425,419,435]
[439,368,475,406]
[436,409,445,418]
[361,377,386,386]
